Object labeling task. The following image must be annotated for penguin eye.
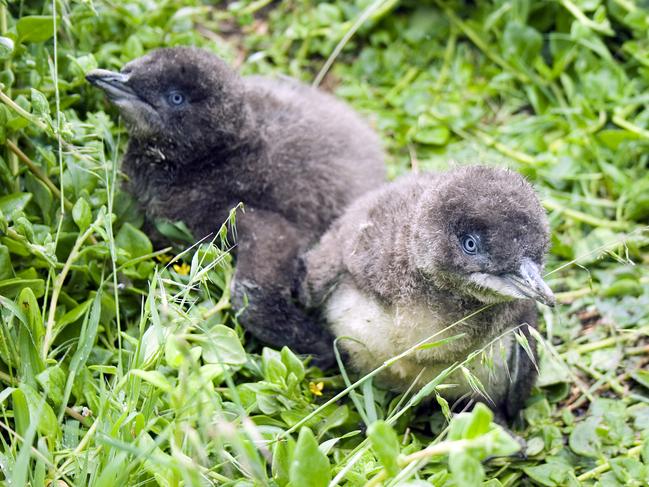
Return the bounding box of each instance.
[460,234,479,255]
[167,91,186,106]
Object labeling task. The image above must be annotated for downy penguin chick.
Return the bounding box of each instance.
[301,166,554,421]
[86,47,386,364]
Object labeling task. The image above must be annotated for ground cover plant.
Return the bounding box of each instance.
[0,0,648,485]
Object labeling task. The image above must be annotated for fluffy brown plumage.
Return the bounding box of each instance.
[301,166,554,421]
[87,47,386,364]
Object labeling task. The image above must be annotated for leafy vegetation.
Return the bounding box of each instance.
[0,0,648,485]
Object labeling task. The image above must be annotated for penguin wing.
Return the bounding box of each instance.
[299,222,348,309]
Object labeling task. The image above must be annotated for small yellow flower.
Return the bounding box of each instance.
[309,381,324,396]
[156,253,173,264]
[173,262,191,275]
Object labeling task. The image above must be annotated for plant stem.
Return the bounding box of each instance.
[0,89,48,131]
[6,139,73,211]
[543,199,631,230]
[560,0,614,35]
[571,334,637,355]
[573,362,627,396]
[366,439,477,486]
[57,417,100,474]
[555,286,596,303]
[612,113,649,140]
[433,28,457,92]
[42,222,98,360]
[51,0,65,213]
[577,444,642,481]
[313,0,396,87]
[437,1,529,84]
[241,0,273,15]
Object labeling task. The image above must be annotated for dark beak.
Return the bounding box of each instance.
[86,69,137,101]
[504,258,555,307]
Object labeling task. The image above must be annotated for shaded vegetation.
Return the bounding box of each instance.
[0,0,648,485]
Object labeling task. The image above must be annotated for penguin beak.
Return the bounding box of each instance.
[468,258,555,307]
[86,69,137,102]
[86,69,160,134]
[503,258,555,307]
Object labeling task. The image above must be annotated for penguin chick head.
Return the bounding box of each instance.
[86,47,247,163]
[410,166,555,306]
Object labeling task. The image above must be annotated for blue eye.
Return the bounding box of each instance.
[167,91,185,106]
[460,234,479,255]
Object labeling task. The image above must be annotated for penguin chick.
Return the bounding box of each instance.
[301,166,554,421]
[87,47,386,364]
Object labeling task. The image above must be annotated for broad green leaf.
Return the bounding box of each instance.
[54,298,93,336]
[11,388,30,437]
[0,279,45,299]
[70,53,98,78]
[281,346,305,382]
[17,287,44,383]
[573,228,621,265]
[503,21,542,63]
[602,278,643,297]
[413,125,450,146]
[0,192,32,218]
[93,451,130,487]
[485,427,521,457]
[36,365,66,407]
[72,198,92,231]
[18,384,60,440]
[60,292,101,418]
[631,370,649,390]
[464,403,493,439]
[0,244,13,280]
[199,363,226,383]
[319,405,349,437]
[525,437,545,456]
[115,222,153,259]
[263,349,287,384]
[88,365,118,375]
[272,437,296,486]
[449,450,484,487]
[24,173,53,222]
[524,398,552,425]
[130,369,173,393]
[523,462,574,486]
[202,325,246,365]
[30,89,50,118]
[136,433,177,486]
[164,335,185,369]
[11,388,36,487]
[597,129,640,150]
[362,378,377,423]
[0,36,14,59]
[609,457,644,483]
[623,177,649,220]
[368,420,400,476]
[537,350,571,387]
[154,219,195,244]
[16,16,56,43]
[289,427,331,487]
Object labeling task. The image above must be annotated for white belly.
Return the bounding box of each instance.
[325,280,513,401]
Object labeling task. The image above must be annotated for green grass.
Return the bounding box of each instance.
[1,0,649,485]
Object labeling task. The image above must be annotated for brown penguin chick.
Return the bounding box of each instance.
[301,166,554,421]
[87,47,386,365]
